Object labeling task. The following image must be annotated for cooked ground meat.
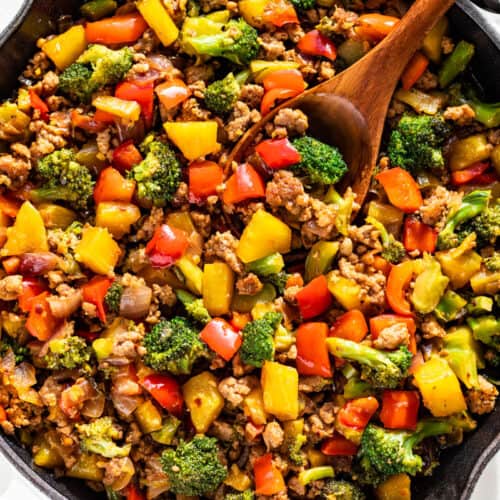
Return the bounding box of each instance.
[263,421,284,450]
[419,185,463,227]
[271,108,309,139]
[258,33,286,60]
[218,376,255,407]
[420,315,447,339]
[415,70,439,91]
[236,273,263,295]
[466,376,499,415]
[240,84,265,109]
[443,104,476,125]
[0,146,31,188]
[226,101,261,142]
[204,231,244,274]
[373,322,409,350]
[0,275,23,301]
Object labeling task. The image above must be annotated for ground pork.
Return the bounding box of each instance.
[205,231,244,273]
[40,71,59,95]
[319,7,359,37]
[0,275,23,301]
[420,314,446,339]
[239,84,265,109]
[135,207,164,241]
[184,64,215,85]
[263,421,284,450]
[306,414,334,443]
[180,97,211,121]
[348,224,382,250]
[152,283,176,307]
[226,101,261,142]
[415,70,439,91]
[466,375,498,415]
[258,33,286,60]
[419,185,463,227]
[318,402,337,425]
[443,104,476,126]
[218,376,255,406]
[30,111,71,159]
[0,144,31,188]
[96,129,112,159]
[132,28,160,54]
[441,36,455,54]
[236,273,263,295]
[299,376,331,393]
[270,108,309,139]
[373,323,409,350]
[110,324,144,362]
[103,457,134,487]
[209,420,235,442]
[190,211,211,238]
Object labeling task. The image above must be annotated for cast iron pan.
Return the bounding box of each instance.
[0,1,499,499]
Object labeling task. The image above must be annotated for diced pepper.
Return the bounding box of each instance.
[82,276,112,322]
[239,0,268,28]
[386,261,414,316]
[26,292,59,341]
[155,79,191,110]
[422,16,448,63]
[326,274,362,311]
[297,30,337,61]
[232,283,277,313]
[367,200,404,234]
[369,314,416,354]
[135,400,163,434]
[376,474,411,500]
[224,464,252,492]
[263,69,306,93]
[71,109,114,133]
[448,134,492,171]
[263,0,299,27]
[126,484,146,500]
[438,40,475,88]
[33,440,64,468]
[150,415,180,445]
[261,88,301,116]
[379,390,420,430]
[243,386,268,426]
[376,168,423,214]
[223,163,266,205]
[200,318,241,361]
[67,454,104,481]
[182,371,224,433]
[164,121,221,161]
[321,434,358,456]
[142,373,183,417]
[304,241,339,283]
[176,256,204,295]
[112,141,143,172]
[0,194,21,218]
[336,396,379,444]
[298,466,335,486]
[115,81,155,128]
[296,322,332,377]
[29,89,49,121]
[261,361,299,421]
[38,203,77,229]
[18,278,47,313]
[451,161,490,185]
[136,0,179,47]
[254,453,286,496]
[203,262,234,315]
[85,12,148,44]
[96,202,141,239]
[75,226,121,276]
[250,60,300,83]
[435,290,467,322]
[255,138,301,169]
[470,269,500,295]
[93,96,141,122]
[42,26,87,70]
[188,160,224,201]
[94,167,136,204]
[413,356,467,417]
[401,52,429,90]
[296,275,332,320]
[403,216,437,253]
[2,257,20,275]
[246,253,284,277]
[356,13,399,41]
[330,310,368,343]
[145,224,188,269]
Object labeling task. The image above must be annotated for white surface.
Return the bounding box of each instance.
[0,0,498,498]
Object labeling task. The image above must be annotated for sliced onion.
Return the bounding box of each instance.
[110,457,135,491]
[81,391,105,418]
[119,285,152,320]
[18,252,59,275]
[47,290,83,319]
[143,456,170,499]
[111,393,140,417]
[12,362,37,389]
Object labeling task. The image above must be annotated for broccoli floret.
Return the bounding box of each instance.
[31,149,94,210]
[181,17,259,65]
[484,253,500,272]
[104,281,123,314]
[292,136,348,185]
[290,0,316,9]
[437,190,491,250]
[287,433,307,466]
[225,490,255,500]
[264,271,290,295]
[128,140,181,207]
[326,337,412,389]
[388,114,450,173]
[464,203,500,247]
[44,336,92,371]
[176,289,211,324]
[0,336,29,364]
[321,479,366,500]
[239,312,282,367]
[366,216,406,264]
[360,415,476,477]
[324,186,355,236]
[59,44,133,103]
[204,72,241,114]
[160,436,227,496]
[143,317,208,374]
[76,417,131,458]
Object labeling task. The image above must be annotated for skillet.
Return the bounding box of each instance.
[0,1,499,498]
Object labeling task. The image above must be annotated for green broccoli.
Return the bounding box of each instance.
[435,290,467,322]
[366,216,406,264]
[44,336,92,371]
[321,479,366,500]
[264,271,290,295]
[287,433,307,466]
[104,281,123,315]
[59,44,133,103]
[484,253,500,272]
[324,186,355,236]
[204,72,241,114]
[31,149,94,210]
[225,490,255,500]
[290,0,316,9]
[360,415,476,477]
[176,289,211,325]
[387,114,450,173]
[160,436,227,496]
[181,17,259,65]
[128,140,181,207]
[463,203,500,247]
[239,312,282,367]
[142,317,208,374]
[467,295,494,315]
[298,466,335,486]
[76,417,131,458]
[0,336,29,364]
[326,337,412,389]
[292,136,348,185]
[467,315,500,351]
[437,190,491,250]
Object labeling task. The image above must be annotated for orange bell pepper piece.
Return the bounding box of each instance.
[223,163,265,205]
[261,88,301,116]
[94,167,136,204]
[155,79,191,110]
[296,322,332,377]
[321,433,359,456]
[254,453,286,496]
[85,13,148,44]
[386,261,414,316]
[369,314,417,354]
[329,310,368,343]
[337,396,379,430]
[401,52,429,90]
[296,275,332,320]
[262,69,306,92]
[380,390,420,430]
[26,292,59,341]
[376,168,423,214]
[402,216,438,253]
[356,14,399,41]
[188,160,224,201]
[297,30,337,60]
[0,194,21,218]
[200,319,242,362]
[82,276,113,323]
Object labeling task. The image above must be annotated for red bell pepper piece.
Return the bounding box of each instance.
[188,160,224,201]
[222,163,266,205]
[297,30,337,61]
[262,69,306,93]
[115,81,155,128]
[18,278,47,313]
[94,167,136,204]
[261,88,301,116]
[321,434,359,456]
[29,89,49,121]
[112,140,143,172]
[380,390,420,430]
[155,79,191,110]
[2,257,20,275]
[85,13,148,44]
[262,0,299,27]
[296,275,333,320]
[200,318,242,362]
[369,314,416,354]
[127,484,146,500]
[296,322,332,377]
[401,52,429,90]
[254,453,286,496]
[145,224,189,268]
[26,292,59,341]
[403,217,438,253]
[255,138,301,169]
[356,13,399,41]
[0,406,6,423]
[473,172,498,185]
[0,194,21,217]
[141,373,183,417]
[71,109,114,133]
[386,261,414,316]
[329,310,368,343]
[450,161,490,185]
[82,276,113,323]
[376,167,423,213]
[337,396,379,430]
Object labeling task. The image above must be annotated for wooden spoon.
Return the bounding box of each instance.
[228,0,456,205]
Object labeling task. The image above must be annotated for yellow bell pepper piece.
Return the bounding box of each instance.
[33,440,64,468]
[470,269,500,295]
[422,17,448,63]
[239,0,268,28]
[176,256,204,295]
[250,60,300,83]
[448,134,492,171]
[308,449,328,467]
[367,200,404,234]
[243,386,268,425]
[261,361,299,421]
[376,473,411,500]
[75,226,121,276]
[42,26,87,70]
[183,371,224,433]
[326,273,362,310]
[96,202,141,239]
[136,0,179,47]
[1,201,48,256]
[164,121,221,161]
[413,356,466,417]
[203,262,234,316]
[224,464,252,492]
[237,210,292,263]
[93,96,141,122]
[67,453,104,481]
[135,400,164,434]
[0,102,31,141]
[92,337,114,361]
[38,203,77,229]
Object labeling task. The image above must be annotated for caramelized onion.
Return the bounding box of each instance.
[19,252,59,275]
[119,285,152,320]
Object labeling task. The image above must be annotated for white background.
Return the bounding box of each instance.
[0,0,498,498]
